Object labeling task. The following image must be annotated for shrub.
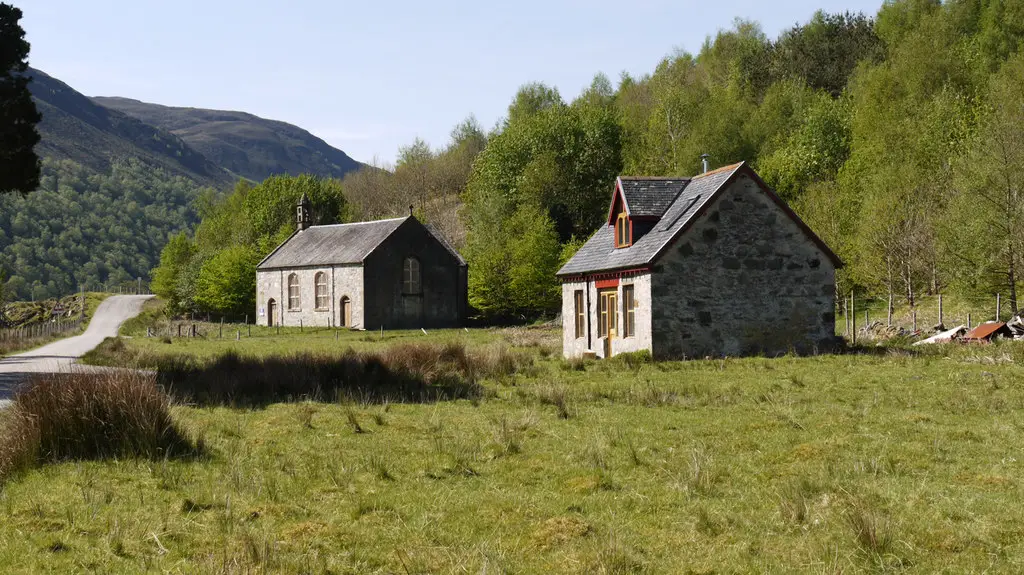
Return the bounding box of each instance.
[0,370,202,487]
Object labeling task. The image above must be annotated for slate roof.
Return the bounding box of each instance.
[559,162,841,277]
[257,217,409,270]
[617,177,689,218]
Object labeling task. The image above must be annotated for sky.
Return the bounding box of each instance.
[18,0,884,165]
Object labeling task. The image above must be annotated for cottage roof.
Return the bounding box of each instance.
[558,162,842,277]
[257,217,409,270]
[616,177,689,218]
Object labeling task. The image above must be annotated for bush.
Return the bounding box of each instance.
[0,370,202,487]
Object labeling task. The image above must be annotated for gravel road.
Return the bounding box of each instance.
[0,295,153,406]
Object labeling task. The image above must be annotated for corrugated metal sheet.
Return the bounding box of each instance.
[257,217,408,270]
[963,321,1010,341]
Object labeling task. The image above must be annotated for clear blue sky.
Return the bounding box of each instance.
[18,0,883,165]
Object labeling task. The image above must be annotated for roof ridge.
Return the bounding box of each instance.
[310,216,409,229]
[618,176,690,181]
[691,162,744,179]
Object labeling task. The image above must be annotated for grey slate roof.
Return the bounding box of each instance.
[618,177,689,217]
[257,217,408,270]
[557,165,741,276]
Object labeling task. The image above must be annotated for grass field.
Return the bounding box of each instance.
[3,302,1024,572]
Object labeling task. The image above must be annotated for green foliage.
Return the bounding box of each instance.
[0,2,41,195]
[150,233,194,313]
[0,158,206,300]
[194,245,259,316]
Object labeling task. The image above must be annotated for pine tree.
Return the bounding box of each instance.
[0,2,41,195]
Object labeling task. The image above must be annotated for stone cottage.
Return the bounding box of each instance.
[556,162,842,359]
[256,194,467,329]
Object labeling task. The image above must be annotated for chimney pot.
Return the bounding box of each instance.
[700,154,710,174]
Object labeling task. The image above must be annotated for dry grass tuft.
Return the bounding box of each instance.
[0,369,202,487]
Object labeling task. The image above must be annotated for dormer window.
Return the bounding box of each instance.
[615,212,631,248]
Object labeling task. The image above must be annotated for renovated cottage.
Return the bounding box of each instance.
[256,194,467,329]
[557,162,842,359]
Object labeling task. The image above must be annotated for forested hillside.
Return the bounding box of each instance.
[0,158,207,298]
[451,1,1024,318]
[158,0,1024,321]
[0,68,366,300]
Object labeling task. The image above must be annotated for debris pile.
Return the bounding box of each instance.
[0,295,85,328]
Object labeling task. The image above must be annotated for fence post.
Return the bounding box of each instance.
[300,319,303,333]
[912,308,917,332]
[968,313,972,329]
[219,318,223,339]
[938,294,943,327]
[851,292,856,346]
[248,324,251,337]
[997,293,1001,322]
[887,293,892,327]
[236,330,240,341]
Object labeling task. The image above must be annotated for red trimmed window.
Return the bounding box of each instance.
[615,213,631,247]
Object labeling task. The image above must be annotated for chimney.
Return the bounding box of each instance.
[700,154,710,174]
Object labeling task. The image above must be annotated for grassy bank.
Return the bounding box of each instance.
[0,292,110,357]
[6,331,1024,572]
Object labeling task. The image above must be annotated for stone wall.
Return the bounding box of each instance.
[650,174,836,358]
[363,219,466,329]
[256,265,364,328]
[561,272,653,359]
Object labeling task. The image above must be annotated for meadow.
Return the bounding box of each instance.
[0,302,1022,573]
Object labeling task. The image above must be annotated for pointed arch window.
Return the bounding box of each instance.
[314,272,329,310]
[615,213,631,247]
[403,257,421,295]
[287,273,300,310]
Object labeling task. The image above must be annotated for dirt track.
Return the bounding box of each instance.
[0,295,153,405]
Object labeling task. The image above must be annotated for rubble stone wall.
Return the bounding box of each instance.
[650,174,836,358]
[256,265,364,328]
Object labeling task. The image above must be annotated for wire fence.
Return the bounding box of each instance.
[837,292,1018,342]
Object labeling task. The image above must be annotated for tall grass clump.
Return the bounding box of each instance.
[0,370,201,487]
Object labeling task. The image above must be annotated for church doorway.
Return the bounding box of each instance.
[267,299,277,327]
[339,296,351,327]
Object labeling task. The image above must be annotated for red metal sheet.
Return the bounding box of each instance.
[595,278,619,289]
[963,322,1008,340]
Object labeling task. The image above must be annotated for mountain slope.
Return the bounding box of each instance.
[26,68,231,186]
[93,97,363,182]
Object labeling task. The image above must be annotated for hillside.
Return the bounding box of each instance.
[94,97,363,182]
[1,68,367,301]
[26,68,231,186]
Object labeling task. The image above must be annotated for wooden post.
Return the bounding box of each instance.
[245,314,248,325]
[248,324,251,337]
[851,292,856,346]
[335,329,339,341]
[887,293,893,327]
[968,313,972,329]
[219,318,223,339]
[300,318,303,333]
[912,308,917,332]
[997,293,1001,321]
[865,309,869,328]
[236,330,240,341]
[177,324,182,338]
[845,297,850,336]
[938,294,943,327]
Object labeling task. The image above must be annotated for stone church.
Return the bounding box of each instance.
[256,194,467,329]
[557,162,842,359]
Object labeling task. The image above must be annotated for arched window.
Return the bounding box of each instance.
[314,272,328,309]
[287,273,300,310]
[615,212,631,247]
[403,257,421,294]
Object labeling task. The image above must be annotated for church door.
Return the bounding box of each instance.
[267,299,277,327]
[340,296,351,327]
